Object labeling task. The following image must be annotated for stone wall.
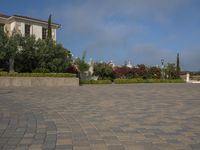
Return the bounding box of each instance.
[0,77,79,87]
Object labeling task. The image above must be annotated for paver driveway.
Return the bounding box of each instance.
[0,84,200,150]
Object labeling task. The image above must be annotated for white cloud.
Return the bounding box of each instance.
[44,0,198,71]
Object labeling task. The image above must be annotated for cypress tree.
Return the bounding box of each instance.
[176,53,180,78]
[47,14,52,39]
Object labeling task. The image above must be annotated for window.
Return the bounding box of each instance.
[25,24,30,36]
[0,23,4,31]
[42,28,47,39]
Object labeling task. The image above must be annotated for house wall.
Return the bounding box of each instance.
[3,17,58,40]
[32,25,42,39]
[52,28,56,40]
[10,21,16,34]
[18,22,25,36]
[4,24,10,33]
[54,29,56,40]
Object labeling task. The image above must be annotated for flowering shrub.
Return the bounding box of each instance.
[136,64,148,79]
[65,65,78,74]
[112,64,162,79]
[148,67,161,79]
[113,66,132,79]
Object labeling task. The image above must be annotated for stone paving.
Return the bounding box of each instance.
[0,84,200,150]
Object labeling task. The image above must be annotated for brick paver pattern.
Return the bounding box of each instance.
[0,84,200,150]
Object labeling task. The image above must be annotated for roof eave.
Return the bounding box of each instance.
[8,16,61,29]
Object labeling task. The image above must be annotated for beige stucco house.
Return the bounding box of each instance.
[0,13,60,40]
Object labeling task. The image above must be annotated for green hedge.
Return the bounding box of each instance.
[0,72,76,78]
[80,79,185,84]
[114,78,185,84]
[114,78,143,84]
[80,80,112,84]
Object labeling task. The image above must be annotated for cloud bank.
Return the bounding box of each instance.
[45,0,199,71]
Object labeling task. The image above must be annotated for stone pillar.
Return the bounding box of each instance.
[186,72,190,82]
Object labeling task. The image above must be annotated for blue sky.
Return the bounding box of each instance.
[1,0,200,71]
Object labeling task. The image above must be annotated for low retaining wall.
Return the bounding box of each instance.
[185,73,200,84]
[187,80,200,84]
[0,77,79,87]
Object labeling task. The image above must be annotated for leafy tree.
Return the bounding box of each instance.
[93,62,113,79]
[15,35,38,72]
[165,63,178,79]
[74,58,89,73]
[8,33,22,72]
[48,14,52,39]
[74,50,89,73]
[0,18,72,73]
[35,39,72,72]
[0,30,22,72]
[0,30,8,70]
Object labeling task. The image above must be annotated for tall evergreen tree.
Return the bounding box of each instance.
[176,53,180,78]
[47,14,52,39]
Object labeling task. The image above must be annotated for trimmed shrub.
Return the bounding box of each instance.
[0,72,76,78]
[114,78,185,84]
[114,78,144,84]
[32,68,50,73]
[80,80,112,84]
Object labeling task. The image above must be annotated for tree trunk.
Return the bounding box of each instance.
[9,58,15,73]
